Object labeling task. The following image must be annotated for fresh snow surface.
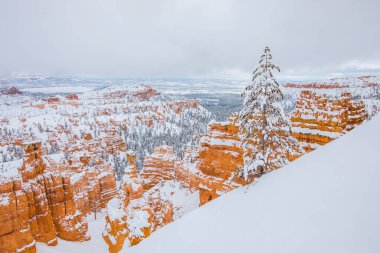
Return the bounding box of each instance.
[128,115,380,253]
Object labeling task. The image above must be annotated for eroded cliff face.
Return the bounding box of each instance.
[347,100,368,131]
[0,179,36,253]
[198,118,243,180]
[141,146,176,191]
[44,172,89,242]
[197,117,244,205]
[138,118,247,207]
[103,152,174,253]
[291,91,368,152]
[0,143,56,253]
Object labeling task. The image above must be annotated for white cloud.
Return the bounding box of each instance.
[340,61,380,71]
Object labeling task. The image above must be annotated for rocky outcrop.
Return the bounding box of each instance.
[196,117,245,205]
[98,167,118,208]
[44,173,89,241]
[198,118,243,180]
[141,146,176,191]
[0,142,120,252]
[0,143,57,253]
[196,111,305,205]
[291,91,368,152]
[173,161,198,192]
[70,170,101,216]
[124,200,153,247]
[102,85,159,102]
[103,151,175,253]
[0,180,36,253]
[347,100,368,131]
[125,152,173,233]
[19,143,58,246]
[121,152,143,206]
[103,198,129,253]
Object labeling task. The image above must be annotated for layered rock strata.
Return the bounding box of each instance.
[197,117,245,205]
[141,146,176,191]
[291,91,368,152]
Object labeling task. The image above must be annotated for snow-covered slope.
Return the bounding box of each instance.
[128,115,380,253]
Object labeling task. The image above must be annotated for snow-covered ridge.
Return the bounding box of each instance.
[285,75,380,88]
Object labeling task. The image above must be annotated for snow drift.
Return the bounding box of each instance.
[127,115,380,253]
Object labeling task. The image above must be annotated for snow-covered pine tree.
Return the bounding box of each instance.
[239,47,303,181]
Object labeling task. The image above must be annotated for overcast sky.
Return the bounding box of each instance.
[0,0,379,79]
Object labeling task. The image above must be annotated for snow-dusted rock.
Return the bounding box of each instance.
[291,91,368,152]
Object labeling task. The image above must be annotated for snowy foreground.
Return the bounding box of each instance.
[128,115,380,253]
[36,181,199,253]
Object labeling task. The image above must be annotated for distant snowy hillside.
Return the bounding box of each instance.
[128,115,380,253]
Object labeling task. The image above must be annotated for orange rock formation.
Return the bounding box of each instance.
[0,141,120,252]
[103,198,129,253]
[141,146,176,190]
[103,151,174,252]
[291,91,368,152]
[197,117,245,205]
[196,110,306,205]
[0,179,36,253]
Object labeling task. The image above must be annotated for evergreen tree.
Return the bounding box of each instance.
[239,47,302,180]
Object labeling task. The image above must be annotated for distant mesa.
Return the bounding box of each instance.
[284,75,380,89]
[0,87,22,95]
